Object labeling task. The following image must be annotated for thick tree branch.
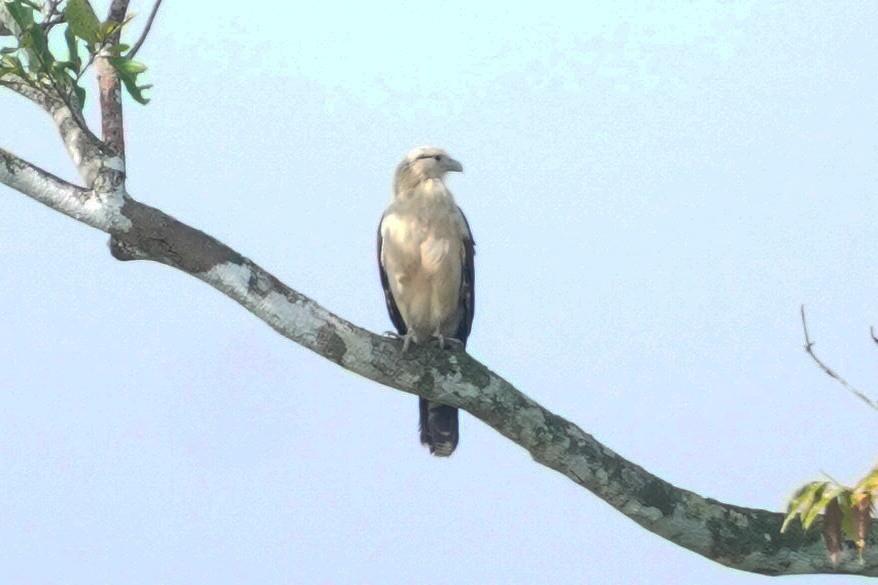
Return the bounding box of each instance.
[1,152,876,576]
[0,148,130,230]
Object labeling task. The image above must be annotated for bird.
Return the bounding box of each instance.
[377,146,475,457]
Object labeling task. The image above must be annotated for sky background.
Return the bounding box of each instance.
[2,0,877,583]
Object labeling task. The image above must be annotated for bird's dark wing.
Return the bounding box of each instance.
[377,216,407,335]
[454,207,475,347]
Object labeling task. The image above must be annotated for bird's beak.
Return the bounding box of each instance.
[447,158,463,173]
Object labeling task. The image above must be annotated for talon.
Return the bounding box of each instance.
[384,330,417,353]
[402,331,419,353]
[430,332,463,350]
[444,337,464,349]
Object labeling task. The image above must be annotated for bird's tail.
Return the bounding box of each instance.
[419,398,459,457]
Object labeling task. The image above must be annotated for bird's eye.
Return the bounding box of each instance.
[434,155,442,161]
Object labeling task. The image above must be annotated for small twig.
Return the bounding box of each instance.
[41,15,65,31]
[800,305,878,411]
[128,0,163,58]
[44,0,62,18]
[820,469,845,487]
[870,326,878,349]
[41,0,63,32]
[74,50,99,84]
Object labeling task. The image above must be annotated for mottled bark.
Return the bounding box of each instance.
[95,0,129,162]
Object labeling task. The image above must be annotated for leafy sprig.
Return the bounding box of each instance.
[1,0,151,107]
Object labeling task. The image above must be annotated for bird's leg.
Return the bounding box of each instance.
[384,330,418,353]
[431,330,464,350]
[401,331,417,353]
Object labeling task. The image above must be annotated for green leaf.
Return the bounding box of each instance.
[107,55,150,104]
[64,25,81,71]
[782,481,829,533]
[0,52,25,76]
[110,56,146,75]
[72,79,85,107]
[4,0,36,30]
[856,468,878,494]
[802,484,845,530]
[104,43,129,55]
[21,22,53,73]
[97,20,120,43]
[65,0,100,44]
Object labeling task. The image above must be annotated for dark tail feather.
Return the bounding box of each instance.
[419,397,459,457]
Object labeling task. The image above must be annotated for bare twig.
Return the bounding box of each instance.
[41,15,65,30]
[870,326,878,349]
[800,305,878,411]
[44,0,62,18]
[128,0,163,58]
[41,0,63,32]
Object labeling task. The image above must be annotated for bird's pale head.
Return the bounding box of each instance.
[393,146,463,194]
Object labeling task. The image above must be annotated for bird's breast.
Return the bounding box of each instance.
[381,196,462,275]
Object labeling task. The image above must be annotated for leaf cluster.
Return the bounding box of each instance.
[782,469,878,563]
[0,0,150,107]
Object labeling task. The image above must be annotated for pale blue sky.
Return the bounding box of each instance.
[2,1,877,583]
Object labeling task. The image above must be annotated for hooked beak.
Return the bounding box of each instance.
[446,157,463,173]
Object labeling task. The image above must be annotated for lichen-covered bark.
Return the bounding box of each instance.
[0,148,129,230]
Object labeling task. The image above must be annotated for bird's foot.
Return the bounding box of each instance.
[384,331,417,353]
[430,332,464,350]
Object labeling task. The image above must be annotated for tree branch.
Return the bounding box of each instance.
[95,0,129,161]
[1,151,877,575]
[128,0,163,58]
[0,6,116,191]
[800,305,878,411]
[40,0,64,33]
[0,148,130,231]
